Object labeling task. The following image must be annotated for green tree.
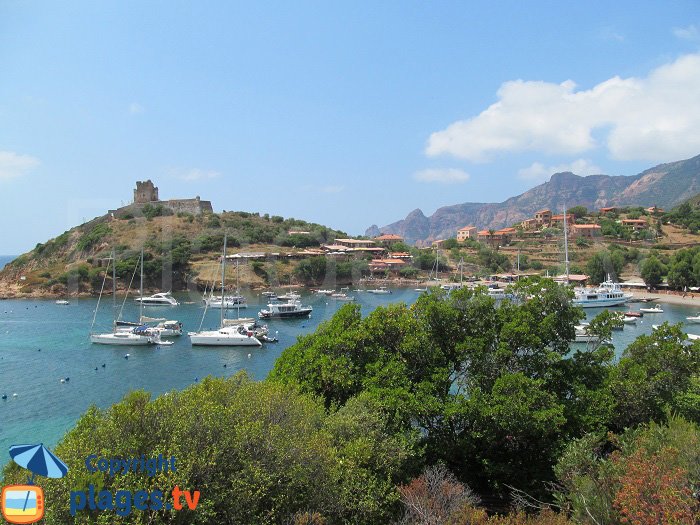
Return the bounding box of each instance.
[569,205,588,219]
[640,255,665,287]
[585,249,624,284]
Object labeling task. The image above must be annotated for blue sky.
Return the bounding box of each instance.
[1,1,699,253]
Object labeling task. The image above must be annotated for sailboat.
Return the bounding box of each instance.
[189,236,262,347]
[115,250,182,337]
[90,250,164,345]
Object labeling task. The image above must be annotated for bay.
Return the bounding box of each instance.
[0,286,698,469]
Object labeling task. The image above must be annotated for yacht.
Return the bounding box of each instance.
[135,292,179,306]
[277,291,301,301]
[204,295,248,309]
[259,300,312,319]
[330,292,355,301]
[55,299,70,305]
[572,279,633,308]
[367,286,391,294]
[686,314,700,323]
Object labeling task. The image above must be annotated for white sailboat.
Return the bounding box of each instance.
[90,250,164,346]
[189,236,262,347]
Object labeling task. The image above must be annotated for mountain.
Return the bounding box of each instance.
[369,154,700,245]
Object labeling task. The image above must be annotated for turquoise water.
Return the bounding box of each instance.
[0,287,698,470]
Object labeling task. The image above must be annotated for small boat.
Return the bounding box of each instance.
[687,332,700,341]
[151,320,183,337]
[204,295,247,309]
[686,314,700,323]
[639,304,663,313]
[572,324,602,343]
[316,289,334,295]
[135,292,179,306]
[55,299,70,305]
[367,286,391,294]
[259,300,313,319]
[277,291,301,301]
[622,316,638,324]
[624,311,643,318]
[261,291,277,297]
[330,293,355,301]
[414,287,428,292]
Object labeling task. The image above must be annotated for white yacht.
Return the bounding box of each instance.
[686,314,700,323]
[572,279,633,308]
[277,291,301,301]
[330,292,355,301]
[640,304,663,313]
[135,292,179,306]
[259,300,313,319]
[55,299,70,305]
[367,286,391,294]
[204,295,248,309]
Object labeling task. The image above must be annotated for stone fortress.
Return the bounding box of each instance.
[112,180,213,217]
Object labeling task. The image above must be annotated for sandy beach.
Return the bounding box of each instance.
[629,289,700,307]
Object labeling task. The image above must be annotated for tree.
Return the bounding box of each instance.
[585,249,624,284]
[640,256,664,287]
[569,205,588,219]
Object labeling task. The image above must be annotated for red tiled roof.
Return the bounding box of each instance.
[375,234,403,241]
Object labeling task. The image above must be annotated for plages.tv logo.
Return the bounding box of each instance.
[1,443,69,524]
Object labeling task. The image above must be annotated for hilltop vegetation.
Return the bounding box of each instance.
[0,210,351,296]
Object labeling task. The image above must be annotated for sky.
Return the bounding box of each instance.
[1,1,699,253]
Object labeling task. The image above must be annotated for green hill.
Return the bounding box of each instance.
[0,209,351,297]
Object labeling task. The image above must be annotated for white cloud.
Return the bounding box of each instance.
[176,168,220,181]
[426,52,700,163]
[414,168,470,184]
[674,24,699,41]
[0,151,40,181]
[517,158,602,182]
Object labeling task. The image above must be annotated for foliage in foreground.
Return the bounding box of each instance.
[1,374,417,525]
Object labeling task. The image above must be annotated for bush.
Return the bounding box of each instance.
[76,223,112,251]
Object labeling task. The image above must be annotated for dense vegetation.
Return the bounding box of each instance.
[6,279,697,523]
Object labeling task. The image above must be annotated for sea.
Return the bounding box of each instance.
[0,286,699,469]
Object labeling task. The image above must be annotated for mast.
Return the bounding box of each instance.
[139,249,144,322]
[112,249,116,331]
[459,257,464,286]
[221,235,227,329]
[563,204,570,280]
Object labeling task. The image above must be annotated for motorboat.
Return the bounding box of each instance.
[330,293,355,301]
[414,287,428,292]
[686,314,700,323]
[441,283,461,291]
[367,286,391,294]
[259,300,313,319]
[151,320,183,337]
[624,311,643,317]
[639,304,663,313]
[572,279,633,308]
[572,323,602,343]
[277,291,301,301]
[135,292,179,306]
[55,299,70,305]
[316,289,334,295]
[622,316,638,324]
[204,295,248,309]
[487,288,507,300]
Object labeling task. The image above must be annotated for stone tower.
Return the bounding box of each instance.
[134,180,159,204]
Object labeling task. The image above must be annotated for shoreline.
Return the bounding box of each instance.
[628,289,700,308]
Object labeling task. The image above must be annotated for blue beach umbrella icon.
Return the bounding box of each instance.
[9,443,69,483]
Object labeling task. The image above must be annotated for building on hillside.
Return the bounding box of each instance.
[374,233,404,247]
[111,180,213,217]
[534,209,552,226]
[334,238,376,249]
[520,218,539,230]
[599,207,617,214]
[550,214,575,228]
[432,239,446,248]
[645,206,664,214]
[388,252,413,260]
[457,226,477,241]
[621,219,648,231]
[477,228,515,246]
[134,180,159,203]
[570,224,601,238]
[369,258,407,274]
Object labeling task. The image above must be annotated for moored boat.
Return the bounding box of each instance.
[259,300,312,319]
[640,304,663,313]
[135,292,179,306]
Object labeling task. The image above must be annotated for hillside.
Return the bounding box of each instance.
[0,209,349,297]
[369,154,700,245]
